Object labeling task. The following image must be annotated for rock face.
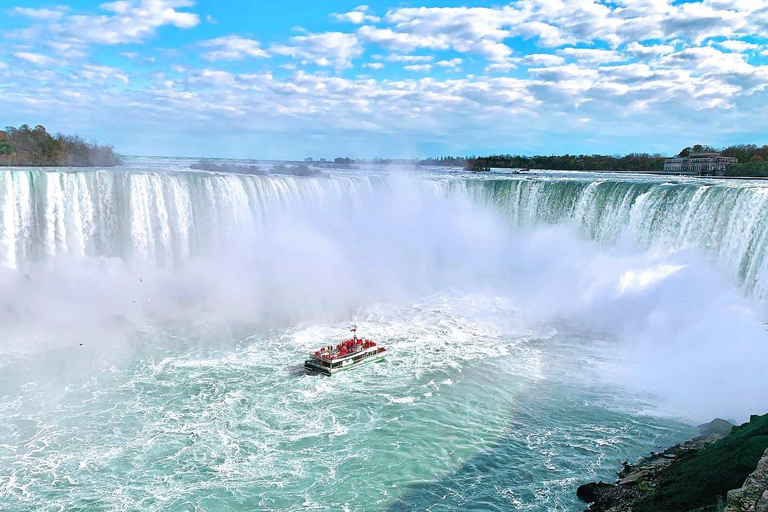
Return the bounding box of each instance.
[577,414,768,512]
[725,448,768,512]
[576,482,643,511]
[575,428,730,512]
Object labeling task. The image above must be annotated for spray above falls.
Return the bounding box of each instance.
[2,169,768,299]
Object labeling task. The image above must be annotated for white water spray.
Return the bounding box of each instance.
[0,166,766,420]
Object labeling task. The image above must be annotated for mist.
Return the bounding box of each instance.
[0,169,766,423]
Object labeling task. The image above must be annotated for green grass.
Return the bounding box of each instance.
[635,412,768,512]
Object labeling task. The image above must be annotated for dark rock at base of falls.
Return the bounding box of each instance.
[577,482,645,511]
[577,414,768,512]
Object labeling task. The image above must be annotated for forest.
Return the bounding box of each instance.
[0,124,122,167]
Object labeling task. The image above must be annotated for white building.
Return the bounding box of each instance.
[664,152,738,176]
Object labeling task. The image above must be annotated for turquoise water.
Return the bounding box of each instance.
[2,160,766,510]
[0,295,694,510]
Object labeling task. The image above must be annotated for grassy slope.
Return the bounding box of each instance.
[635,412,768,512]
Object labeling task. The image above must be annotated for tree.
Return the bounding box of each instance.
[0,124,121,166]
[0,142,14,155]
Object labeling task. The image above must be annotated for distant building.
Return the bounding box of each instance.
[319,158,327,162]
[304,157,313,162]
[664,152,738,176]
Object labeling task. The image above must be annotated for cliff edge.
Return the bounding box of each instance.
[577,413,768,511]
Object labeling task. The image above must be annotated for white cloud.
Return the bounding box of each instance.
[5,0,768,157]
[200,35,268,61]
[79,64,130,84]
[383,54,434,63]
[624,42,676,58]
[522,54,567,66]
[436,58,462,69]
[404,64,432,72]
[558,48,625,65]
[48,41,87,59]
[14,52,58,66]
[187,69,238,87]
[13,0,200,46]
[359,7,513,62]
[12,7,67,20]
[332,5,380,24]
[272,32,362,69]
[357,26,448,53]
[716,40,760,52]
[353,0,768,61]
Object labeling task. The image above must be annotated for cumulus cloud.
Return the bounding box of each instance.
[48,41,87,59]
[272,32,362,69]
[558,48,626,65]
[12,7,67,20]
[4,0,768,157]
[624,42,677,58]
[382,54,434,63]
[12,0,199,46]
[359,7,513,62]
[435,58,462,69]
[354,0,768,59]
[716,40,761,52]
[522,53,567,66]
[200,35,268,61]
[79,64,130,84]
[332,5,380,24]
[14,52,58,66]
[404,64,432,72]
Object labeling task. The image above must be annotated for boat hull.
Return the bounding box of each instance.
[304,350,386,376]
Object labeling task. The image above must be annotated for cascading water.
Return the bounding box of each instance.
[459,176,768,299]
[0,161,766,511]
[3,169,768,298]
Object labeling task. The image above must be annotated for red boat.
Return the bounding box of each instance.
[304,327,387,375]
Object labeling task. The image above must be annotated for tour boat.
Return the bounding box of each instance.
[304,328,386,376]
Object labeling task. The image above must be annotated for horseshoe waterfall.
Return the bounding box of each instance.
[1,160,767,510]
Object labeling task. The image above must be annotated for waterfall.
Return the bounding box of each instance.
[1,168,768,298]
[460,177,768,298]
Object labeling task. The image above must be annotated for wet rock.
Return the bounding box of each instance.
[725,448,768,512]
[577,417,739,511]
[576,481,642,511]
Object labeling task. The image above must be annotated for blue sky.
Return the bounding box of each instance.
[2,0,768,159]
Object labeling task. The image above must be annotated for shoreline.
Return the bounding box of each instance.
[577,414,768,511]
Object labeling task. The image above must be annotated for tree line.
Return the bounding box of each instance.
[0,124,122,167]
[463,153,667,172]
[460,143,768,174]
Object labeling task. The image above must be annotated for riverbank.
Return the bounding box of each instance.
[0,125,121,167]
[577,413,768,511]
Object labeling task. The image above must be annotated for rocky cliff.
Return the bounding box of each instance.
[578,413,768,511]
[725,447,768,512]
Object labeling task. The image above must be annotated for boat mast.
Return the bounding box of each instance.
[351,325,357,341]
